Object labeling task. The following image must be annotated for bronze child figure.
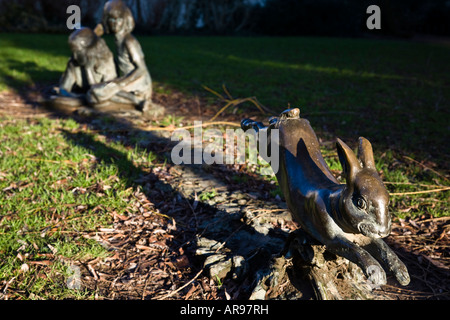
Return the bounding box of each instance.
[242,108,410,287]
[89,0,164,117]
[58,27,117,103]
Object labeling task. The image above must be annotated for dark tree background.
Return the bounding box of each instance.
[0,0,449,37]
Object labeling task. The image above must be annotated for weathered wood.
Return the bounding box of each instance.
[250,230,392,300]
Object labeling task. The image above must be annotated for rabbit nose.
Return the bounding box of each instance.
[377,224,391,238]
[374,201,390,227]
[375,214,391,237]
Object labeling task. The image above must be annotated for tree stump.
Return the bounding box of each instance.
[250,230,392,300]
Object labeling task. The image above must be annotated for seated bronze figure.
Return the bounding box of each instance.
[87,0,163,117]
[51,0,163,117]
[55,27,117,106]
[242,108,410,287]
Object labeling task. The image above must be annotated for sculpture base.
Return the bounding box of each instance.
[45,95,85,113]
[250,230,392,300]
[44,95,165,119]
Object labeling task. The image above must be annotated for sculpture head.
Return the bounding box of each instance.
[102,0,135,35]
[68,27,98,66]
[336,137,391,239]
[67,27,115,72]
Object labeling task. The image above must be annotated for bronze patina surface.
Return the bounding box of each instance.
[242,108,410,286]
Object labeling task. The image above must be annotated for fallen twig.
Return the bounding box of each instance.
[417,216,450,224]
[155,268,204,300]
[390,186,450,196]
[402,155,449,182]
[203,84,275,121]
[24,158,80,166]
[141,121,241,132]
[385,181,446,188]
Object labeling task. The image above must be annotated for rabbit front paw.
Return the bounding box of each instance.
[365,264,387,287]
[392,262,410,286]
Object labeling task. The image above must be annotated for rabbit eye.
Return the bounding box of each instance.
[356,198,367,210]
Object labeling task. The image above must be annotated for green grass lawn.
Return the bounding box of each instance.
[0,33,449,166]
[0,33,448,299]
[0,116,158,298]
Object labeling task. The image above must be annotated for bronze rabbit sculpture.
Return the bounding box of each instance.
[242,108,410,286]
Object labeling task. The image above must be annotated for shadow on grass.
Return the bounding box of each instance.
[55,110,290,299]
[0,37,292,299]
[0,59,61,91]
[47,103,449,300]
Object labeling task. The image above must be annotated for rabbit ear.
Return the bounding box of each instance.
[336,138,361,183]
[358,137,376,170]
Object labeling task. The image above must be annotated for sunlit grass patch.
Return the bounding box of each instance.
[0,117,158,299]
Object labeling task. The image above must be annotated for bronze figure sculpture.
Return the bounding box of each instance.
[55,27,117,106]
[50,0,163,117]
[242,108,410,287]
[88,0,163,117]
